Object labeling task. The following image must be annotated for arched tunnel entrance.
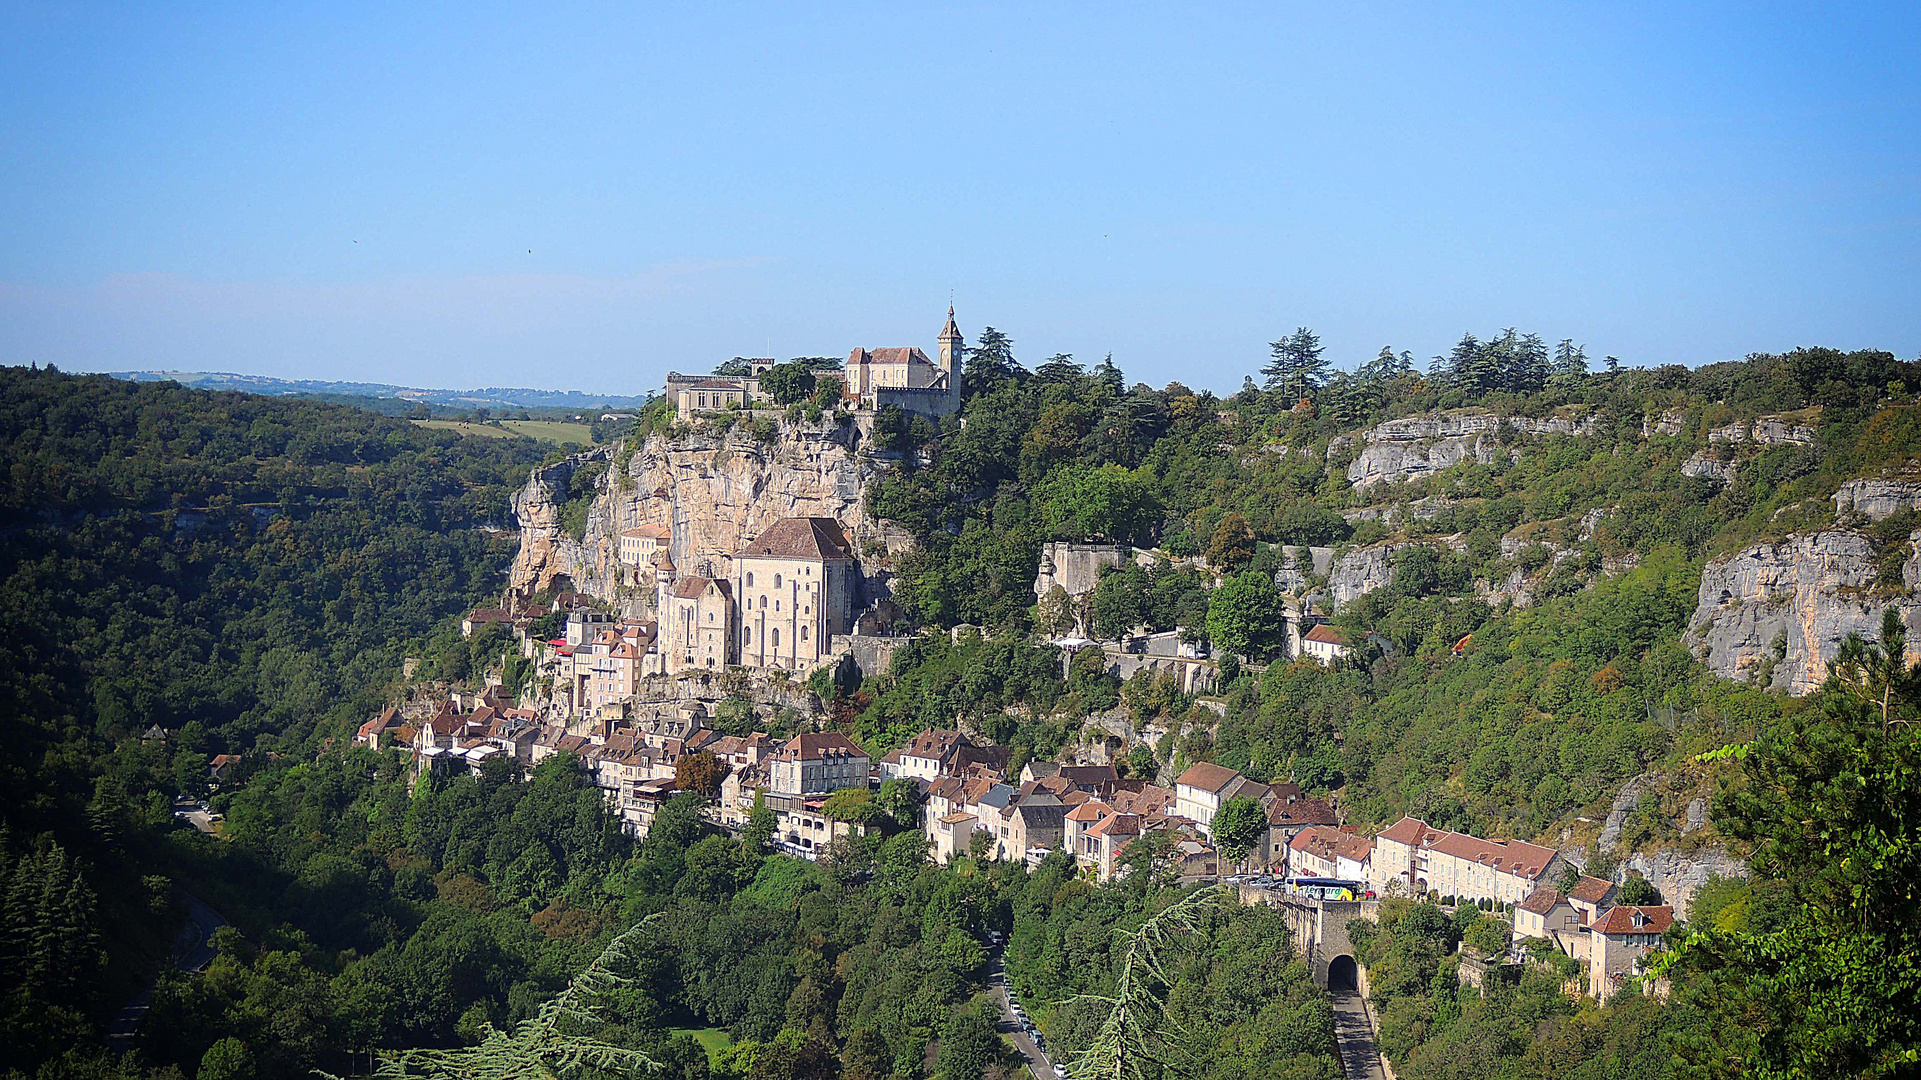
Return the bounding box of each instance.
[1327,954,1359,993]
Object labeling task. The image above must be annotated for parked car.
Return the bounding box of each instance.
[1053,1065,1068,1078]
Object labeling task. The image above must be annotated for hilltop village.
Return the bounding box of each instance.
[340,310,1718,1013]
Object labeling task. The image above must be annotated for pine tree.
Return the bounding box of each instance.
[1515,332,1550,393]
[963,328,1022,396]
[1552,338,1589,379]
[1260,328,1328,400]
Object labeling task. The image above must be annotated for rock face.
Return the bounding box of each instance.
[1681,450,1738,484]
[1642,408,1687,438]
[508,420,902,606]
[1623,848,1749,922]
[1834,477,1921,522]
[1684,529,1921,694]
[1325,537,1463,608]
[1345,409,1599,488]
[1033,542,1134,604]
[1274,544,1335,595]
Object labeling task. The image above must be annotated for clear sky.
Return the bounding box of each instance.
[2,2,1917,395]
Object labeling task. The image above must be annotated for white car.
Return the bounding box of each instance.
[1053,1066,1068,1079]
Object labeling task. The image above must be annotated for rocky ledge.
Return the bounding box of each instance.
[509,419,909,605]
[1345,409,1599,489]
[1684,529,1921,694]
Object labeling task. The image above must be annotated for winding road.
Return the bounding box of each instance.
[986,937,1060,1080]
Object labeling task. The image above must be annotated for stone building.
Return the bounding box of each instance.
[768,732,869,796]
[841,307,963,417]
[617,524,672,586]
[735,517,859,672]
[660,575,735,672]
[665,309,965,423]
[1371,816,1562,905]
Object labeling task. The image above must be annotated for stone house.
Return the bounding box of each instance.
[660,576,735,673]
[1515,887,1582,941]
[1300,623,1352,664]
[734,517,859,672]
[1371,816,1562,905]
[1174,762,1269,838]
[1588,905,1674,1003]
[1260,794,1340,869]
[617,524,673,586]
[768,732,869,797]
[1288,825,1374,881]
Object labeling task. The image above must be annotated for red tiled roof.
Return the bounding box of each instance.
[848,346,934,367]
[778,732,866,761]
[1569,876,1616,905]
[1176,762,1243,793]
[1086,812,1141,838]
[1589,905,1674,935]
[1519,887,1567,915]
[673,575,730,600]
[1290,824,1372,864]
[1377,816,1430,845]
[1303,624,1349,645]
[1267,797,1339,828]
[739,517,854,561]
[1066,801,1109,823]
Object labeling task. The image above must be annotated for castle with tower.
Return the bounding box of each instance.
[665,307,966,422]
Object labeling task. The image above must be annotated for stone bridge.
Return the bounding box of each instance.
[1238,886,1380,990]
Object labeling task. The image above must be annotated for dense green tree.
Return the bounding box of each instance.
[1261,328,1329,401]
[1205,512,1255,571]
[760,362,819,406]
[1203,572,1287,661]
[1209,796,1267,867]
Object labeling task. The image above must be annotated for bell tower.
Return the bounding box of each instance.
[937,305,963,390]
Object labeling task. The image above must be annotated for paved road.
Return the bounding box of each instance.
[986,940,1059,1080]
[106,892,229,1051]
[1330,990,1387,1080]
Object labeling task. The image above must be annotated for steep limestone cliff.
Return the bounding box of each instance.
[509,419,908,606]
[1684,529,1921,694]
[1834,476,1921,522]
[1345,409,1600,488]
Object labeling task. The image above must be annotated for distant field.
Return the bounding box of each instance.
[497,419,595,444]
[669,1027,735,1064]
[411,418,596,444]
[412,419,520,438]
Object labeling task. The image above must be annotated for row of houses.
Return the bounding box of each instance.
[1281,814,1673,1003]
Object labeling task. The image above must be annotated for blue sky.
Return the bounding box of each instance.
[2,2,1916,395]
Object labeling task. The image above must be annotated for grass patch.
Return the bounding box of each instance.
[669,1027,735,1065]
[412,419,522,439]
[498,419,595,444]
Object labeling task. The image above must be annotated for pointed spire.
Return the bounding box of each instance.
[939,304,962,344]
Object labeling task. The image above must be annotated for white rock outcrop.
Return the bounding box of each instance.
[509,420,904,604]
[1345,410,1598,488]
[1684,530,1921,694]
[1682,450,1738,484]
[1834,476,1921,522]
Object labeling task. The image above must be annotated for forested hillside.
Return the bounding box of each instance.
[860,335,1921,852]
[8,341,1921,1080]
[0,367,1343,1080]
[0,367,546,1076]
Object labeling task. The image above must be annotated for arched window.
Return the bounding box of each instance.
[760,596,768,610]
[774,574,782,588]
[746,572,754,587]
[744,626,752,644]
[772,628,780,648]
[800,626,809,641]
